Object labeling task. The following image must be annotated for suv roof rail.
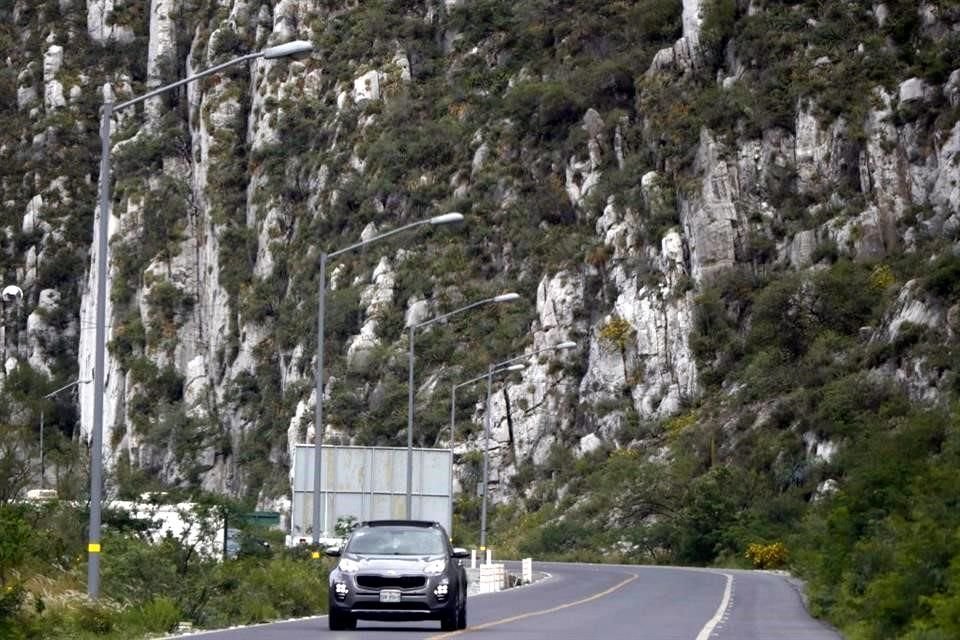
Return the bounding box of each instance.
[362,520,439,528]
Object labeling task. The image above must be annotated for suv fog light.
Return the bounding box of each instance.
[335,581,349,600]
[434,581,449,599]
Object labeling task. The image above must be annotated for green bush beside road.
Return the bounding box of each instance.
[0,501,330,639]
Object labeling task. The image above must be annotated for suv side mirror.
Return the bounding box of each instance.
[325,546,342,557]
[451,547,469,559]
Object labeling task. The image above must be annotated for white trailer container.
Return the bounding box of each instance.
[289,444,453,544]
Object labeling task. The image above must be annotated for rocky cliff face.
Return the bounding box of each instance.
[2,0,958,512]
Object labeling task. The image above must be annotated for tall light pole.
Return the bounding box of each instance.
[88,38,314,599]
[405,292,520,518]
[449,364,524,449]
[313,212,464,543]
[447,363,523,523]
[40,378,92,490]
[479,340,577,552]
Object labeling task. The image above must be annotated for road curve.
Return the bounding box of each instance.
[163,562,842,640]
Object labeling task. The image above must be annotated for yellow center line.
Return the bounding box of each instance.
[429,573,639,639]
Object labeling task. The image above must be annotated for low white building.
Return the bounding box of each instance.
[108,497,226,559]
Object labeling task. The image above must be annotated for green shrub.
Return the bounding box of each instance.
[699,0,737,63]
[0,583,25,626]
[502,81,585,142]
[365,117,463,185]
[922,556,960,638]
[70,601,117,633]
[690,288,736,363]
[747,261,882,362]
[799,408,960,637]
[882,0,921,46]
[125,596,181,633]
[924,253,960,301]
[0,506,33,586]
[99,532,182,604]
[673,465,755,564]
[200,557,328,627]
[519,520,590,557]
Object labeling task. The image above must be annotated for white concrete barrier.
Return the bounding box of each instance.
[477,563,507,593]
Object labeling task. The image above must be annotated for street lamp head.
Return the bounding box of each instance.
[429,212,464,225]
[555,341,577,350]
[1,285,23,304]
[492,292,520,303]
[505,363,525,371]
[261,39,314,59]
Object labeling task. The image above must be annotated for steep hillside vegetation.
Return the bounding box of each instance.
[1,0,959,637]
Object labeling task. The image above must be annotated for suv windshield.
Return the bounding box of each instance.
[346,528,447,555]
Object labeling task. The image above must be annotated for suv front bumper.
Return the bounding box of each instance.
[329,574,457,621]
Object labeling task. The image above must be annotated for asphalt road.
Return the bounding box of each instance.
[166,562,842,640]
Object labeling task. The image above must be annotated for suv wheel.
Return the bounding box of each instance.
[329,608,356,631]
[457,594,467,629]
[440,600,459,631]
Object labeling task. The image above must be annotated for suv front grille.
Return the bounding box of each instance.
[356,575,427,590]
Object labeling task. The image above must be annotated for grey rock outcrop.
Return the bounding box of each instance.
[648,0,704,75]
[681,128,745,283]
[26,290,63,376]
[86,0,136,45]
[145,0,178,125]
[480,271,582,487]
[794,103,858,196]
[346,257,396,374]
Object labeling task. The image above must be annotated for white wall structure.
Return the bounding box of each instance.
[290,445,453,544]
[477,563,507,593]
[109,500,225,559]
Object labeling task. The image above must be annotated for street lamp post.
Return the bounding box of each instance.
[448,363,524,449]
[405,292,520,518]
[312,212,464,543]
[88,38,314,599]
[40,378,92,490]
[479,340,577,552]
[446,363,523,524]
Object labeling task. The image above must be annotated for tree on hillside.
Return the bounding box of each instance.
[599,315,636,385]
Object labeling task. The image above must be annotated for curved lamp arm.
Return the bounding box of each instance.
[114,40,313,112]
[329,213,463,260]
[494,340,577,369]
[415,292,519,330]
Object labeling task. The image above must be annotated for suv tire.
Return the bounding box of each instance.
[329,608,356,631]
[440,601,459,631]
[457,593,467,629]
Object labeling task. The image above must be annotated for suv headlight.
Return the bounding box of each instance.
[338,558,361,573]
[423,559,446,576]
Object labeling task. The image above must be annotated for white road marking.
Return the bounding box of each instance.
[155,615,327,639]
[695,572,734,640]
[429,572,638,638]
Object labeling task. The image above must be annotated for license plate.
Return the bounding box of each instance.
[379,589,402,603]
